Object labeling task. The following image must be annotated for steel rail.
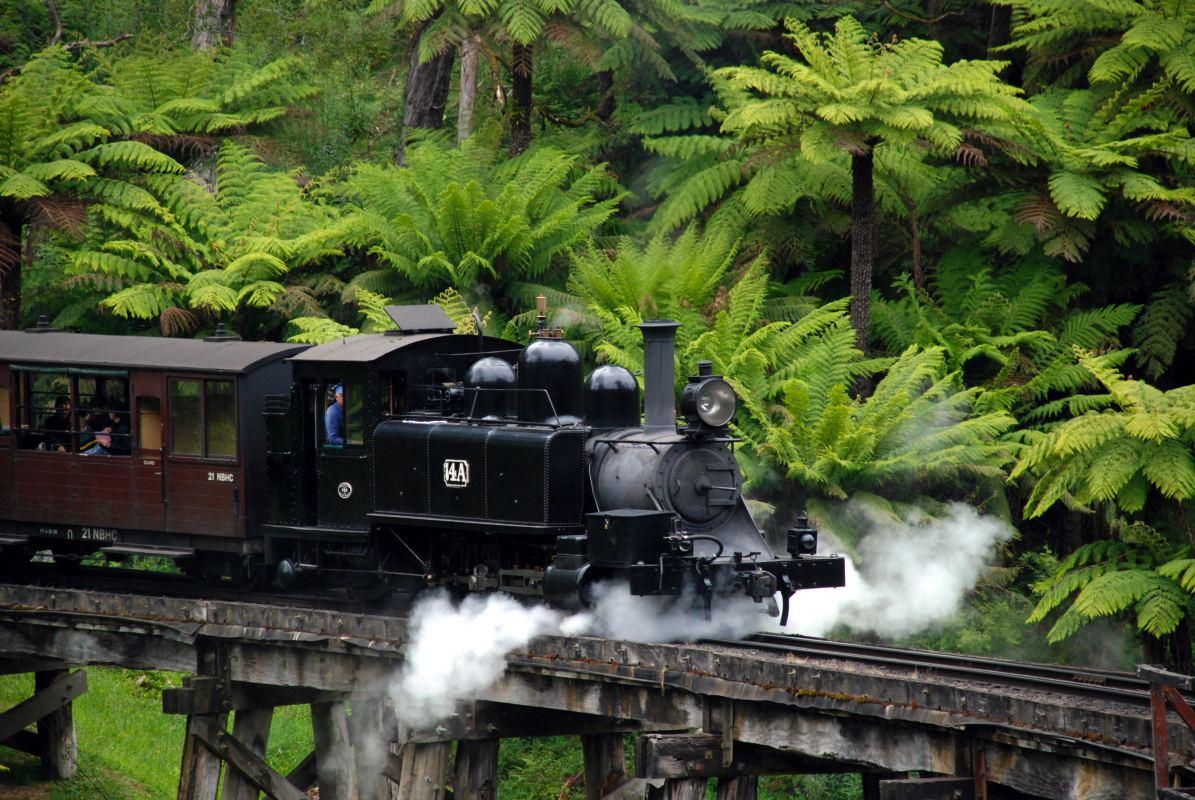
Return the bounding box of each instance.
[704,632,1167,709]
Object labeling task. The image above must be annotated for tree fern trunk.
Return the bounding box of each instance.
[191,0,236,51]
[396,17,456,164]
[0,202,21,331]
[987,3,1012,55]
[850,150,875,355]
[457,33,481,144]
[510,43,533,156]
[987,4,1022,85]
[596,70,614,123]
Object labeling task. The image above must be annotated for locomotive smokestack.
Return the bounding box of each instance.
[637,320,680,430]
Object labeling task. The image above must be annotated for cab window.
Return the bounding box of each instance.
[170,378,237,459]
[319,381,362,447]
[0,386,10,434]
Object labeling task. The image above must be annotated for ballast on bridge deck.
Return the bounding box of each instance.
[0,582,1185,800]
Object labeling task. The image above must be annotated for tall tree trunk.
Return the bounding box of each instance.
[905,200,923,291]
[987,4,1012,55]
[509,43,533,156]
[396,18,456,164]
[457,33,481,143]
[0,202,22,331]
[987,4,1023,86]
[596,70,614,123]
[850,150,876,355]
[191,0,236,52]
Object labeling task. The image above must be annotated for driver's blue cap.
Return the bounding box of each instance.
[332,384,344,395]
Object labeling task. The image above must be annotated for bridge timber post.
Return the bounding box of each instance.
[0,659,84,779]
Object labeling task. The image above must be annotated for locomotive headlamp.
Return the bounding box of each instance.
[681,361,737,429]
[787,513,819,556]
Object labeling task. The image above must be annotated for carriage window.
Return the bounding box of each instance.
[18,372,71,452]
[205,381,236,458]
[138,397,162,451]
[170,380,203,456]
[76,375,130,456]
[170,378,237,459]
[0,387,9,434]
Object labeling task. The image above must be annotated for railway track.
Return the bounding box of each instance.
[705,632,1174,710]
[0,562,411,615]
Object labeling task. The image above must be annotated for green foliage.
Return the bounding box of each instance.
[871,246,1140,408]
[1000,0,1195,95]
[93,47,314,136]
[1017,88,1195,260]
[329,134,621,301]
[1013,349,1195,518]
[66,140,341,333]
[746,345,1016,504]
[1028,519,1194,642]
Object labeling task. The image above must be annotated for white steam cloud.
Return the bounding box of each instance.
[391,592,563,728]
[785,502,1015,638]
[389,502,1012,728]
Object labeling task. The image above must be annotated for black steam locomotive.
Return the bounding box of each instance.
[0,305,844,622]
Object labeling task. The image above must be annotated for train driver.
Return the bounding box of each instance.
[325,384,345,446]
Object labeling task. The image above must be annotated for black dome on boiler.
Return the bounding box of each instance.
[465,356,516,418]
[585,365,639,429]
[517,337,582,424]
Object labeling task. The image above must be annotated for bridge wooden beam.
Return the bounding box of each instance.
[878,777,974,800]
[635,733,852,780]
[349,695,393,800]
[715,775,757,800]
[405,701,667,743]
[177,712,227,800]
[190,715,305,800]
[0,658,69,675]
[34,668,80,779]
[164,678,348,714]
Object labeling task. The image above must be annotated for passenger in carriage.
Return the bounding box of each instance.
[41,395,72,452]
[79,399,114,455]
[107,405,131,455]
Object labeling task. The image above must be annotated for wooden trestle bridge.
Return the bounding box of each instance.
[0,581,1194,800]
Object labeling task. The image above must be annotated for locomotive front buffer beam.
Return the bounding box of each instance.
[544,509,846,624]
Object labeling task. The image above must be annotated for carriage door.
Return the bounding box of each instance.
[314,380,369,530]
[131,372,166,530]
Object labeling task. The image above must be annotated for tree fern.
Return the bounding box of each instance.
[64,141,340,334]
[327,135,620,304]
